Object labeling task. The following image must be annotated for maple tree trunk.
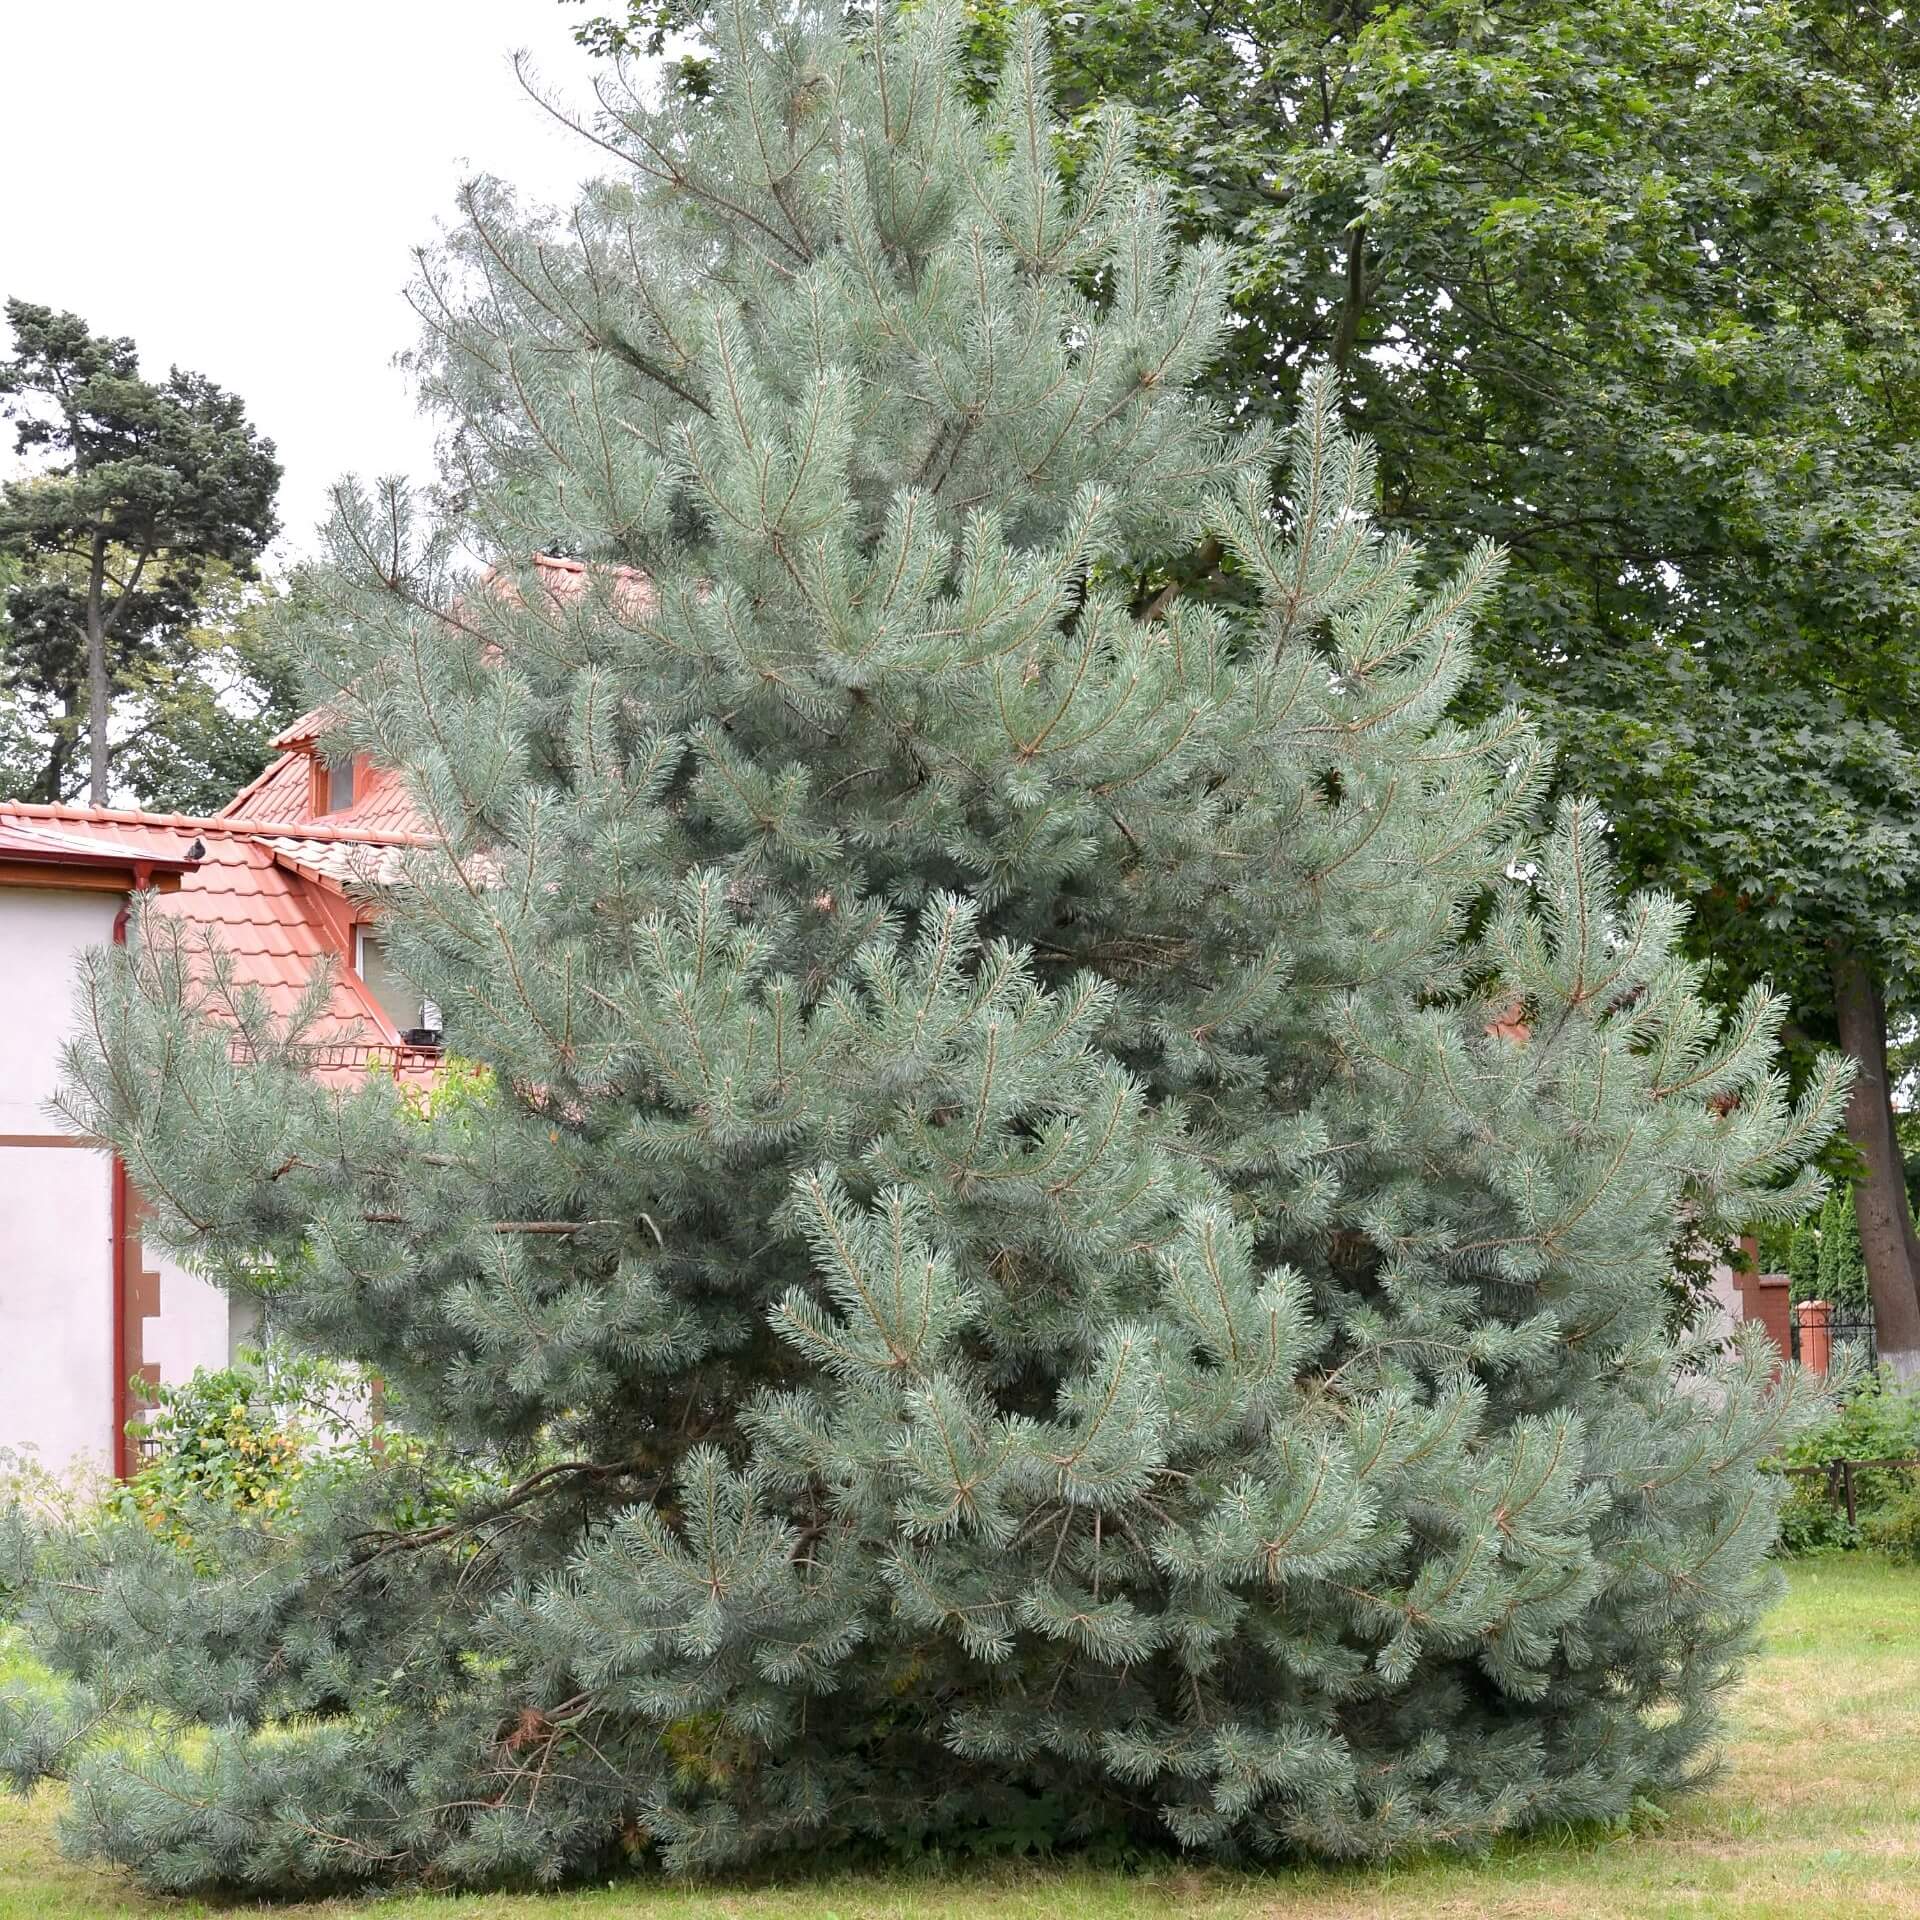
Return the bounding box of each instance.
[1831,944,1920,1374]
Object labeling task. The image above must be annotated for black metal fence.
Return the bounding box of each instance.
[1788,1298,1877,1373]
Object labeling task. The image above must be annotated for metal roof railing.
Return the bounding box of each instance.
[226,1039,445,1074]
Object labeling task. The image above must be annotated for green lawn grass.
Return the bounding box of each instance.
[3,1556,1916,1919]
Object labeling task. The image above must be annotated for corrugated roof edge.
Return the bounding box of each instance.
[0,799,435,849]
[0,817,199,874]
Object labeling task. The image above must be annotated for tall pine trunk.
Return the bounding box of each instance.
[85,529,109,806]
[1831,944,1920,1372]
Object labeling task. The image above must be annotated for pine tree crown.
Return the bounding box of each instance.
[6,0,1848,1890]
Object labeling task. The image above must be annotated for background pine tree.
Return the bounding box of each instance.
[1,1,1846,1890]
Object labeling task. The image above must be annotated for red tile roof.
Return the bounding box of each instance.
[0,801,426,1085]
[483,551,656,618]
[261,835,424,892]
[218,753,434,838]
[331,765,437,837]
[217,747,314,822]
[269,707,330,750]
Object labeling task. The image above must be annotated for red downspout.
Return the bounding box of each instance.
[108,867,146,1481]
[110,1158,129,1480]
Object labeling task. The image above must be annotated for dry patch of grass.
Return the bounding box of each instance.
[1,1557,1916,1920]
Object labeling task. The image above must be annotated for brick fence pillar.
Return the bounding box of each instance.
[1796,1298,1833,1376]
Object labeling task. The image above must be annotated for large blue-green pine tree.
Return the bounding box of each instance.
[2,0,1844,1890]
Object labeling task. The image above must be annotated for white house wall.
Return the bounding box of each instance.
[0,887,121,1472]
[0,1144,114,1470]
[1,886,237,1473]
[141,1247,247,1385]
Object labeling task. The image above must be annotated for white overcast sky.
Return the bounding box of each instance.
[1,1,619,561]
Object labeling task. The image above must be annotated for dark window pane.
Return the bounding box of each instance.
[355,929,417,1031]
[326,754,356,812]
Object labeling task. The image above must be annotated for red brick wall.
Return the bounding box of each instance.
[1733,1266,1794,1356]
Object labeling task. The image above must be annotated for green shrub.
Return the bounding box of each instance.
[121,1346,365,1548]
[1767,1187,1887,1308]
[122,1344,502,1553]
[1787,1219,1823,1300]
[1780,1374,1920,1468]
[1774,1376,1920,1554]
[0,1451,112,1618]
[0,1448,109,1529]
[1777,1474,1851,1555]
[1753,1216,1797,1275]
[1860,1469,1920,1565]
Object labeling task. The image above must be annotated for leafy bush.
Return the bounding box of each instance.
[0,1448,110,1529]
[122,1346,368,1548]
[123,1345,500,1555]
[1860,1469,1920,1565]
[0,1451,112,1618]
[1797,1373,1920,1462]
[1774,1376,1920,1554]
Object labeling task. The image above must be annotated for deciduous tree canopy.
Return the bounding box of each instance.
[945,0,1920,1349]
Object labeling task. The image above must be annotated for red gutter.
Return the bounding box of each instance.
[0,842,185,872]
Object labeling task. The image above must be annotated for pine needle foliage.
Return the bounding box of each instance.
[2,1,1847,1891]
